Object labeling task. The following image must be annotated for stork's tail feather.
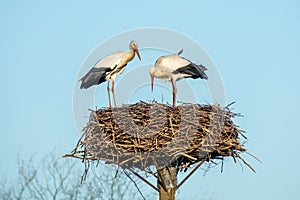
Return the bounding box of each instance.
[80,75,107,89]
[174,63,208,80]
[80,68,107,89]
[195,64,208,80]
[177,49,184,55]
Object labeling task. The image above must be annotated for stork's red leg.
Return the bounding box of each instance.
[112,79,117,107]
[107,81,112,108]
[171,79,177,108]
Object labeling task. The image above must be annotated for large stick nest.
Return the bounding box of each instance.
[65,101,251,172]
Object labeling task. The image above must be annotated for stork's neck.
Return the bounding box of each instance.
[126,49,135,62]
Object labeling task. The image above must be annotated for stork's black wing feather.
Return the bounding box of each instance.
[177,49,184,55]
[80,67,112,89]
[174,63,208,80]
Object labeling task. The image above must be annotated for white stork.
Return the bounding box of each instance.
[149,50,208,107]
[80,40,141,108]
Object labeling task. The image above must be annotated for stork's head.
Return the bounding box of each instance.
[149,66,156,92]
[129,40,141,60]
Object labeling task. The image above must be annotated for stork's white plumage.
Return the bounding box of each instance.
[149,50,208,107]
[80,40,141,108]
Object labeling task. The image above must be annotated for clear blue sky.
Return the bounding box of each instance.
[1,0,300,199]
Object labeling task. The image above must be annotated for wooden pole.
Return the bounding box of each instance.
[157,166,177,200]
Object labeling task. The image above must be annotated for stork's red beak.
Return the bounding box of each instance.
[151,75,154,92]
[135,49,141,60]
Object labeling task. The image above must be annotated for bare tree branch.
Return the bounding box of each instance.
[0,151,155,200]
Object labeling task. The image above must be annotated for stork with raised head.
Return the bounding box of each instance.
[149,49,208,107]
[80,40,141,108]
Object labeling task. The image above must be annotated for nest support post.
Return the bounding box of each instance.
[157,166,177,200]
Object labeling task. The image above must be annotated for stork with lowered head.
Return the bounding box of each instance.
[149,49,208,107]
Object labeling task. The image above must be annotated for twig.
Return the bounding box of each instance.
[180,153,197,161]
